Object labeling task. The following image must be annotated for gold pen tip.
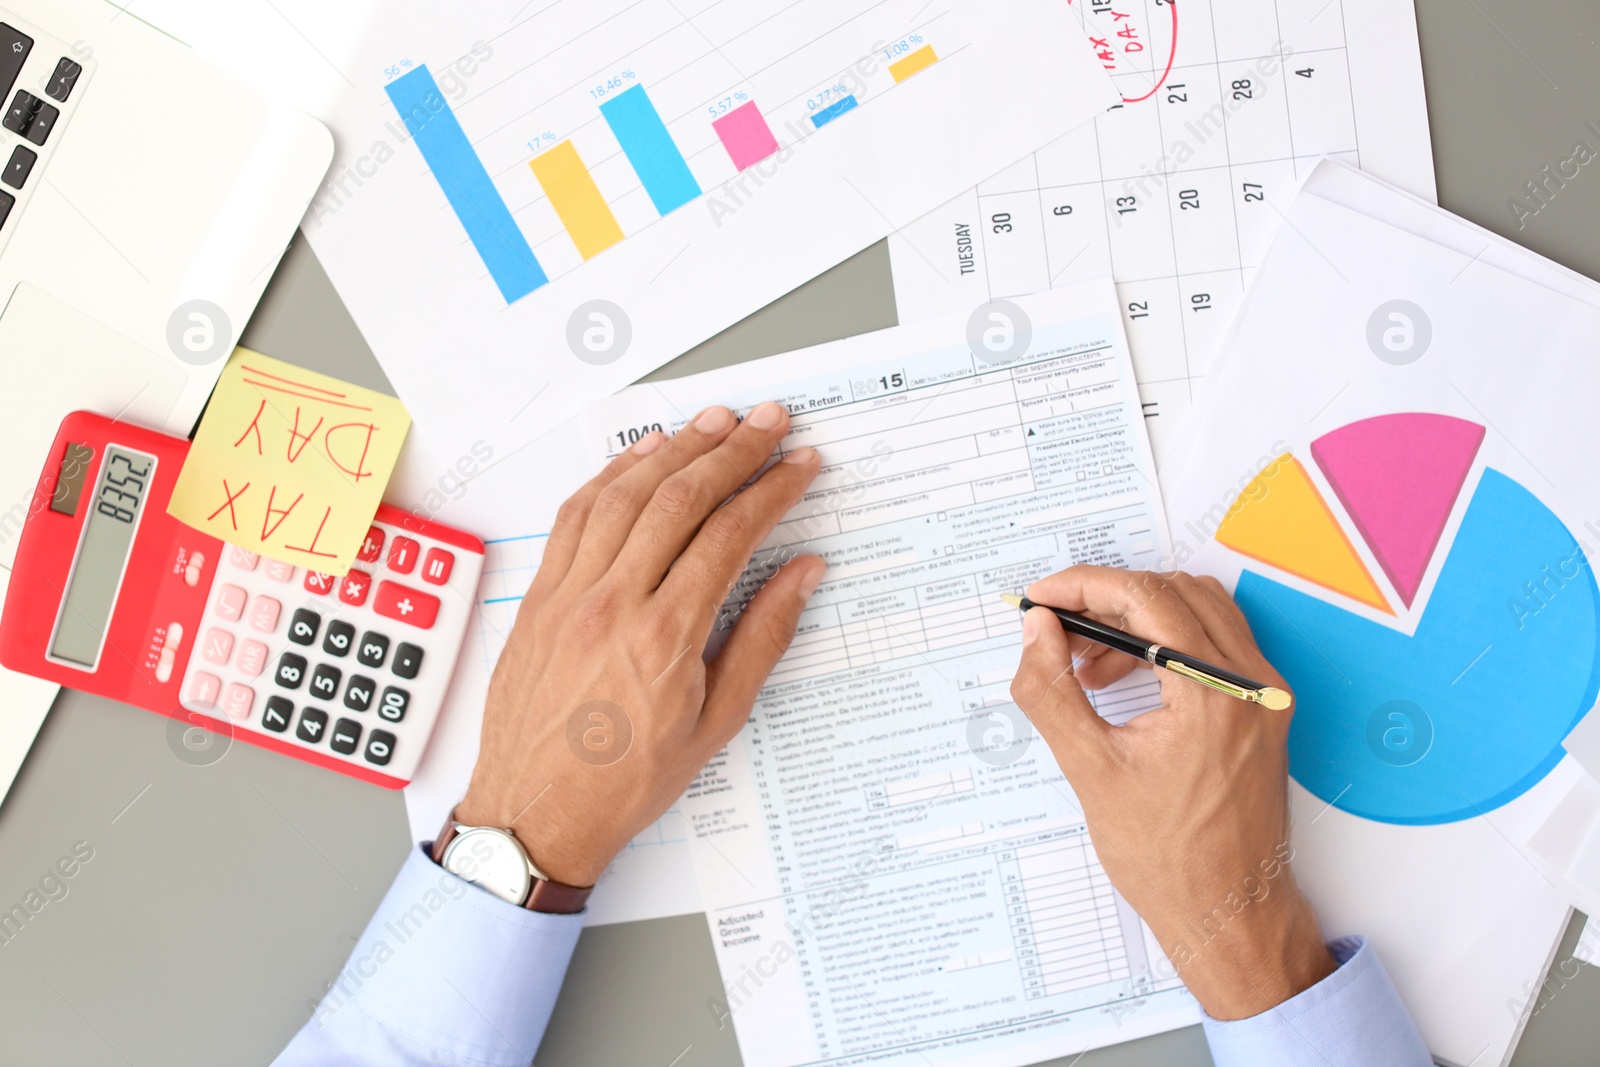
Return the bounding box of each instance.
[1000,594,1025,608]
[1258,687,1293,711]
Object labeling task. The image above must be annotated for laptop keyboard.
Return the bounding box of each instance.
[0,12,91,249]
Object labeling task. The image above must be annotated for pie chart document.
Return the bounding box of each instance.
[1166,164,1600,1067]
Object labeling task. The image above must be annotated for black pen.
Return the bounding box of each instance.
[1001,594,1292,711]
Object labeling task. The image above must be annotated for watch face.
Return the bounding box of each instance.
[442,827,531,905]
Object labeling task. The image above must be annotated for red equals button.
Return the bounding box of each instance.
[374,581,440,629]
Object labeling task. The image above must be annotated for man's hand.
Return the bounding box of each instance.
[455,402,824,887]
[1010,565,1336,1021]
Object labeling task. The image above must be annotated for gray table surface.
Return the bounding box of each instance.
[4,1,1600,1063]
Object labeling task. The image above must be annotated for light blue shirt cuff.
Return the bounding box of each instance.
[1201,936,1432,1067]
[274,844,584,1067]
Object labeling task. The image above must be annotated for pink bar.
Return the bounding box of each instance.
[713,101,780,171]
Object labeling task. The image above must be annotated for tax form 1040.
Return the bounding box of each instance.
[585,281,1199,1067]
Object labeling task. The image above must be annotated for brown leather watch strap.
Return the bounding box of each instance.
[432,811,593,915]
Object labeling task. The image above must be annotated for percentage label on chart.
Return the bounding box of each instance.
[527,131,557,153]
[383,58,414,81]
[707,90,751,117]
[589,70,639,100]
[883,33,925,58]
[807,84,851,111]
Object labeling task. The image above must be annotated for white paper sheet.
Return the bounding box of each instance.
[584,282,1199,1067]
[1162,172,1600,1067]
[889,0,1435,463]
[290,0,1116,464]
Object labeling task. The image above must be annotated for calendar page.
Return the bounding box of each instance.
[889,0,1434,463]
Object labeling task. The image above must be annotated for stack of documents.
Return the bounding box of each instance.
[1166,158,1600,1067]
[589,281,1200,1065]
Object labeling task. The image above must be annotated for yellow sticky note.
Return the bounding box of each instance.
[167,349,410,573]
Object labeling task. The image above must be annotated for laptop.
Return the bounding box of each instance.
[0,0,333,802]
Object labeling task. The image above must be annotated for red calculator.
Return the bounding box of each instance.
[0,412,484,788]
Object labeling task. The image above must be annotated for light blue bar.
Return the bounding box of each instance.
[810,94,859,130]
[385,65,547,303]
[599,84,701,217]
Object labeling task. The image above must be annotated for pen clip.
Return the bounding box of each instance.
[1161,659,1290,710]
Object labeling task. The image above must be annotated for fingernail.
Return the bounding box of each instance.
[781,445,817,465]
[694,406,734,433]
[748,401,785,430]
[1022,608,1046,646]
[631,431,664,455]
[798,560,825,599]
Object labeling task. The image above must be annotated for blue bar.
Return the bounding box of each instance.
[385,66,547,303]
[599,84,701,217]
[810,94,859,130]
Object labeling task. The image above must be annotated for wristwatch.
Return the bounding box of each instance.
[431,810,592,914]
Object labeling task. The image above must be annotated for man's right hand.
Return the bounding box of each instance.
[1010,565,1336,1021]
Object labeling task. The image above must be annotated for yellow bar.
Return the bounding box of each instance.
[528,141,624,260]
[888,44,939,83]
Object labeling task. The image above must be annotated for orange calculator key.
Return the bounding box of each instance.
[304,571,335,596]
[374,581,439,629]
[339,569,372,607]
[422,548,454,585]
[358,526,385,563]
[388,537,419,574]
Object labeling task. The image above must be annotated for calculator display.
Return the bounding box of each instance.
[49,446,157,668]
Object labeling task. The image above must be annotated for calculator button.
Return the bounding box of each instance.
[184,552,206,587]
[387,537,419,574]
[421,548,454,585]
[201,627,234,665]
[339,569,372,606]
[156,645,177,683]
[222,683,255,721]
[275,652,308,690]
[365,730,396,766]
[377,686,409,723]
[329,718,362,755]
[358,527,385,563]
[356,631,390,668]
[265,560,295,583]
[187,671,222,707]
[288,609,320,645]
[216,584,248,621]
[249,596,282,633]
[343,675,375,712]
[228,546,260,571]
[392,643,424,680]
[305,571,335,596]
[374,582,439,630]
[309,664,341,701]
[323,620,355,658]
[295,708,328,744]
[262,696,293,733]
[237,640,268,679]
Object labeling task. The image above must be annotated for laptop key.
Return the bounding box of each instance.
[3,91,57,146]
[0,189,12,229]
[3,90,36,137]
[45,57,81,103]
[2,145,34,189]
[0,25,32,104]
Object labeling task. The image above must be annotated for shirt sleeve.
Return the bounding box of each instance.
[274,844,584,1067]
[1201,936,1432,1067]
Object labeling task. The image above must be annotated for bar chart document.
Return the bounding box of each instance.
[585,283,1199,1067]
[301,0,1118,461]
[889,0,1435,462]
